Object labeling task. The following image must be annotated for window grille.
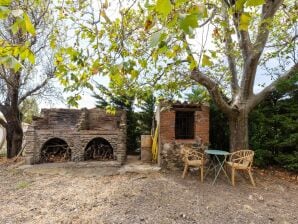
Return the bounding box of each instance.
[175,111,195,139]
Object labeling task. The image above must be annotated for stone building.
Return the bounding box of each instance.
[156,101,209,170]
[23,108,126,164]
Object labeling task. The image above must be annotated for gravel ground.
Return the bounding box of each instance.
[0,163,297,224]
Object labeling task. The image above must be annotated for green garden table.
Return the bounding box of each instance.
[205,149,230,185]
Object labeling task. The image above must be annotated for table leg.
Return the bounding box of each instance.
[212,155,231,185]
[204,155,217,179]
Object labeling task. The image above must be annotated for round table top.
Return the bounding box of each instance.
[205,149,230,156]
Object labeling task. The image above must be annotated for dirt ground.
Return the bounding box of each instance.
[0,160,297,224]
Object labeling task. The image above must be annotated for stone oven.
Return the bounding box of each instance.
[156,101,209,170]
[23,108,126,164]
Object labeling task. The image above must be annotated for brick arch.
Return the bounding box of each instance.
[39,137,71,163]
[84,137,115,160]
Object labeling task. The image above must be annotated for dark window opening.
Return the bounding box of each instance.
[175,111,195,139]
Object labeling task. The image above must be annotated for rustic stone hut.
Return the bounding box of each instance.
[156,101,209,170]
[23,108,126,164]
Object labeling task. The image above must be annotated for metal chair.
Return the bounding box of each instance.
[226,150,256,187]
[180,146,206,182]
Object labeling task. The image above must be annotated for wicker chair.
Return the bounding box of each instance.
[180,146,206,182]
[226,150,256,187]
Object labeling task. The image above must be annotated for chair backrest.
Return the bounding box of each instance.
[180,145,204,162]
[230,150,254,168]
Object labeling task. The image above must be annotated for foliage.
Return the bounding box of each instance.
[186,86,210,104]
[209,102,229,150]
[137,93,155,134]
[20,98,39,124]
[147,0,298,151]
[0,0,36,71]
[53,0,298,152]
[0,0,57,157]
[54,0,194,106]
[250,74,298,171]
[93,83,155,154]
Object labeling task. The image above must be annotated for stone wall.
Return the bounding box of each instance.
[23,108,127,164]
[158,102,209,170]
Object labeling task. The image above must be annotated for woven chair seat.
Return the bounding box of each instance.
[226,161,248,169]
[187,159,203,166]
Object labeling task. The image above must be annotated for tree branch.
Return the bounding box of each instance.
[241,0,283,99]
[191,68,231,114]
[223,7,240,98]
[0,116,7,128]
[232,12,252,60]
[18,78,50,104]
[248,63,298,110]
[253,0,283,58]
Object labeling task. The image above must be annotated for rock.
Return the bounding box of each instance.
[180,213,186,218]
[243,204,254,212]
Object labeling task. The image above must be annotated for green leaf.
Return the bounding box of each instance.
[50,38,56,49]
[0,6,10,19]
[150,31,162,47]
[0,56,22,72]
[0,0,11,7]
[156,0,172,18]
[20,48,29,60]
[239,13,251,31]
[246,0,264,7]
[28,50,35,64]
[202,54,213,67]
[23,13,35,35]
[11,21,20,34]
[179,13,198,34]
[187,55,197,70]
[235,0,247,11]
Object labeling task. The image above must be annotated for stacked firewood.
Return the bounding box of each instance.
[40,144,71,163]
[85,141,114,161]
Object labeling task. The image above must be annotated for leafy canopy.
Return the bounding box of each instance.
[0,0,37,71]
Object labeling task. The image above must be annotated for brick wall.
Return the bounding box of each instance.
[158,103,210,169]
[23,108,127,165]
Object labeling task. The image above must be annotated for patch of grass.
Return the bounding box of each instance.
[16,181,30,189]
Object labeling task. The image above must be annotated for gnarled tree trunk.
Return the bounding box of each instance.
[2,107,23,158]
[228,110,249,152]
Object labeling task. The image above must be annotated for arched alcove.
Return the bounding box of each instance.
[84,137,114,161]
[40,138,71,163]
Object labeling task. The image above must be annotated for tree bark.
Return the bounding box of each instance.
[228,110,249,152]
[1,107,23,158]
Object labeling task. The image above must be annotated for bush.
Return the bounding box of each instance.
[254,149,273,167]
[275,152,298,172]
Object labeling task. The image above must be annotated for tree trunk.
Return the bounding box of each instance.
[228,110,249,152]
[2,107,23,158]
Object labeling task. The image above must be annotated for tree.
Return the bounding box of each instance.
[250,73,298,170]
[147,0,298,151]
[54,1,297,152]
[19,98,39,124]
[54,0,192,105]
[0,0,55,157]
[93,83,155,154]
[93,82,139,153]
